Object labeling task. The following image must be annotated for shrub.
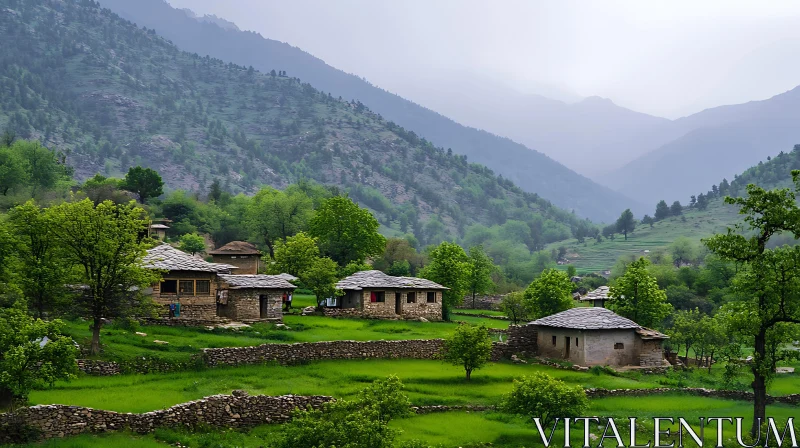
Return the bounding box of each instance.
[500,373,588,424]
[441,324,493,381]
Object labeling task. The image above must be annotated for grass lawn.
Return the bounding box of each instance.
[64,310,509,363]
[12,394,797,447]
[29,359,654,413]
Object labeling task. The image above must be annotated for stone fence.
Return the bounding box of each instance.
[457,295,505,311]
[76,359,121,376]
[585,387,800,405]
[0,392,331,444]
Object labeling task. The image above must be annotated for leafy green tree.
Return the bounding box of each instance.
[667,308,702,363]
[669,236,697,267]
[670,200,683,216]
[0,304,78,410]
[566,265,577,279]
[268,232,320,277]
[47,199,161,355]
[339,261,372,278]
[501,291,528,325]
[120,166,164,203]
[178,233,206,255]
[466,245,494,308]
[654,200,671,221]
[208,179,223,203]
[500,373,588,425]
[7,202,70,318]
[441,324,493,380]
[309,196,385,266]
[300,256,341,308]
[420,241,469,319]
[246,187,313,259]
[14,140,70,196]
[615,208,635,240]
[642,214,655,228]
[81,174,128,205]
[703,171,800,434]
[373,238,422,275]
[0,146,28,196]
[696,192,709,210]
[523,268,573,319]
[386,260,411,277]
[608,257,672,328]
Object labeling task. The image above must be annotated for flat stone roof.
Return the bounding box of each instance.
[336,270,447,291]
[143,244,237,273]
[217,274,296,290]
[528,307,640,330]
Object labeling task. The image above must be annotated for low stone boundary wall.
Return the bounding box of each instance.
[585,387,800,405]
[452,312,509,321]
[139,317,230,327]
[457,295,505,311]
[413,404,496,414]
[0,392,331,444]
[76,359,120,376]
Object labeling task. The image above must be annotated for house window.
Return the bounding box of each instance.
[552,336,557,346]
[407,292,416,303]
[161,279,177,294]
[576,338,579,347]
[196,280,211,295]
[179,280,194,295]
[614,343,624,350]
[374,291,385,303]
[427,292,436,303]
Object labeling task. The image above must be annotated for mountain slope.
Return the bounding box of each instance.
[94,0,642,222]
[0,0,592,247]
[609,86,800,205]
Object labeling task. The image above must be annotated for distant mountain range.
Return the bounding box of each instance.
[96,0,643,223]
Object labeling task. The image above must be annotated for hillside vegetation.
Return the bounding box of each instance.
[0,0,588,247]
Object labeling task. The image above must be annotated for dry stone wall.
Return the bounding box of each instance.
[0,392,331,444]
[585,387,800,405]
[76,359,120,376]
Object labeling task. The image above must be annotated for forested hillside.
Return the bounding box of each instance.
[94,0,643,222]
[0,0,590,249]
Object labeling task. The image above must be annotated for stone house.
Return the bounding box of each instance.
[577,286,611,308]
[143,244,237,319]
[333,270,447,320]
[528,307,668,367]
[208,241,262,275]
[149,224,169,241]
[216,275,295,322]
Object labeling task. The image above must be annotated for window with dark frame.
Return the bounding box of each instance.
[614,343,624,350]
[161,279,177,294]
[375,291,385,302]
[196,280,211,295]
[179,280,194,295]
[576,338,579,346]
[407,292,416,303]
[552,336,557,346]
[427,292,436,303]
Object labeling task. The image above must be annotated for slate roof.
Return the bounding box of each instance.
[150,224,170,229]
[208,241,261,255]
[579,286,610,302]
[336,270,448,291]
[143,244,237,273]
[217,274,296,290]
[528,307,641,330]
[636,327,669,340]
[274,273,299,282]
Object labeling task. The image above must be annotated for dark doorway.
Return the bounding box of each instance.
[395,292,402,314]
[259,295,268,318]
[565,337,571,359]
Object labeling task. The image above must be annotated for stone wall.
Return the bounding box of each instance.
[139,317,228,327]
[151,271,219,320]
[76,359,120,376]
[0,392,331,444]
[639,339,666,367]
[217,289,283,322]
[359,289,443,321]
[584,387,800,405]
[457,295,505,310]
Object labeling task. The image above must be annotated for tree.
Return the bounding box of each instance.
[269,232,321,277]
[690,195,697,207]
[419,241,469,319]
[246,187,313,259]
[0,304,78,410]
[608,258,672,328]
[0,146,28,196]
[641,215,655,228]
[696,193,709,210]
[300,256,341,308]
[14,140,70,196]
[602,224,616,240]
[523,268,573,320]
[615,209,635,240]
[47,199,160,355]
[7,202,70,318]
[668,308,702,364]
[566,265,577,279]
[178,233,206,255]
[501,291,528,325]
[669,236,697,267]
[703,171,800,435]
[441,324,493,380]
[373,238,421,275]
[654,200,671,221]
[500,373,588,425]
[120,166,164,203]
[309,196,385,266]
[670,200,683,216]
[466,245,494,308]
[208,179,223,203]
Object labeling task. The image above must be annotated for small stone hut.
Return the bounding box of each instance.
[578,286,610,308]
[142,244,237,319]
[215,274,295,322]
[528,307,668,367]
[209,241,262,275]
[333,270,447,320]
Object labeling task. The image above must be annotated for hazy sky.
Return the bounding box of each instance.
[166,0,800,118]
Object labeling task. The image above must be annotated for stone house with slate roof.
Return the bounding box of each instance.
[216,274,295,322]
[209,241,262,275]
[333,270,447,320]
[528,307,668,367]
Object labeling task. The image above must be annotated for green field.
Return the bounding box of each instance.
[549,201,742,273]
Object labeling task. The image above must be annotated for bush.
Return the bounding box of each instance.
[441,324,493,381]
[500,373,588,425]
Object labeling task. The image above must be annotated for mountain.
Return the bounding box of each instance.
[94,0,642,222]
[608,86,800,205]
[0,0,595,248]
[383,70,686,177]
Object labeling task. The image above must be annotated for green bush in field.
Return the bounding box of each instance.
[441,324,493,381]
[500,373,588,425]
